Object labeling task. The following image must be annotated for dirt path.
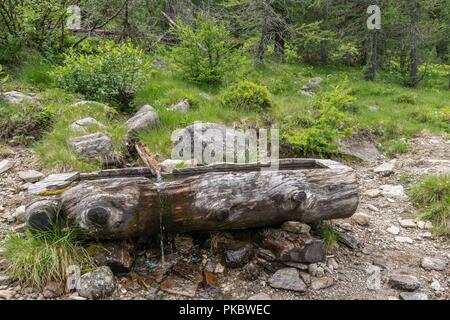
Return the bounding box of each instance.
[0,132,449,300]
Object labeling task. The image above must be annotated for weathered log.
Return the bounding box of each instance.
[25,159,359,239]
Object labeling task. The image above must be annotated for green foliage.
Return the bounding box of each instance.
[281,83,354,157]
[382,139,410,157]
[331,41,360,66]
[165,14,244,83]
[20,61,53,88]
[1,220,94,289]
[221,80,272,112]
[0,102,55,141]
[53,41,151,111]
[292,21,334,64]
[317,223,340,250]
[394,92,418,104]
[409,175,450,236]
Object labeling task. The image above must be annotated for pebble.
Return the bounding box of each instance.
[394,236,413,244]
[269,268,307,292]
[387,226,400,235]
[364,189,381,198]
[311,276,334,290]
[373,161,395,176]
[399,219,417,228]
[430,279,444,293]
[352,212,370,226]
[399,292,428,300]
[248,293,271,300]
[340,223,353,231]
[417,221,433,230]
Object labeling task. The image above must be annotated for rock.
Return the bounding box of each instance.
[124,104,160,133]
[327,258,339,270]
[27,172,79,195]
[394,236,413,244]
[338,138,380,162]
[224,243,254,268]
[199,92,213,101]
[302,77,322,92]
[308,263,325,278]
[389,274,420,291]
[399,292,429,300]
[167,99,191,113]
[299,272,311,286]
[174,235,194,254]
[283,262,309,271]
[364,189,381,198]
[0,160,13,175]
[281,221,311,235]
[93,242,134,274]
[373,161,395,176]
[78,266,116,299]
[380,185,406,199]
[269,268,307,292]
[340,223,353,232]
[173,123,249,164]
[351,212,370,226]
[68,132,120,165]
[248,293,271,300]
[214,263,225,274]
[420,257,447,271]
[13,205,26,223]
[159,159,197,174]
[430,279,444,293]
[365,204,379,212]
[0,91,35,104]
[18,170,44,183]
[0,290,15,300]
[311,276,334,290]
[160,275,199,298]
[69,117,105,132]
[0,275,15,286]
[243,262,260,281]
[387,226,400,235]
[43,282,62,299]
[71,100,111,112]
[299,90,315,98]
[399,219,417,228]
[417,221,433,230]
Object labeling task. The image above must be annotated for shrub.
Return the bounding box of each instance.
[1,221,94,289]
[281,84,354,157]
[165,14,244,83]
[221,81,272,112]
[394,92,418,104]
[53,41,151,111]
[409,175,450,236]
[0,103,55,141]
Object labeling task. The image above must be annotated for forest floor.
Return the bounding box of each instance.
[1,131,448,300]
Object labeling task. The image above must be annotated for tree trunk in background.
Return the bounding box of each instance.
[365,31,378,81]
[409,1,420,87]
[320,40,329,65]
[256,2,270,64]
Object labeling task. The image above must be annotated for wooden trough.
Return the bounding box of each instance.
[25,159,359,240]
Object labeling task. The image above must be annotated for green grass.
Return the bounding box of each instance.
[1,220,94,289]
[33,89,128,172]
[317,223,341,250]
[409,175,450,236]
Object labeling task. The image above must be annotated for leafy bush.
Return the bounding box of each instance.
[165,14,244,83]
[53,41,151,111]
[221,81,272,112]
[0,103,55,141]
[281,84,354,157]
[409,175,450,236]
[332,41,360,66]
[292,21,334,64]
[394,92,418,104]
[1,221,94,289]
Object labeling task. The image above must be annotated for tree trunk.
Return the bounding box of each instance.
[256,1,270,64]
[409,1,420,87]
[365,31,378,81]
[25,159,359,240]
[320,40,329,65]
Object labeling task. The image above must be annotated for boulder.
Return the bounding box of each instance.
[159,159,197,173]
[124,104,160,133]
[0,91,35,104]
[380,185,406,199]
[69,117,105,132]
[338,138,381,162]
[78,266,116,299]
[420,257,447,271]
[68,132,120,165]
[374,161,395,176]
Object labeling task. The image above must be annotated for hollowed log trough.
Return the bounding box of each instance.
[25,159,359,240]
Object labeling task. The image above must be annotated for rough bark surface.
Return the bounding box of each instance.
[26,159,359,239]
